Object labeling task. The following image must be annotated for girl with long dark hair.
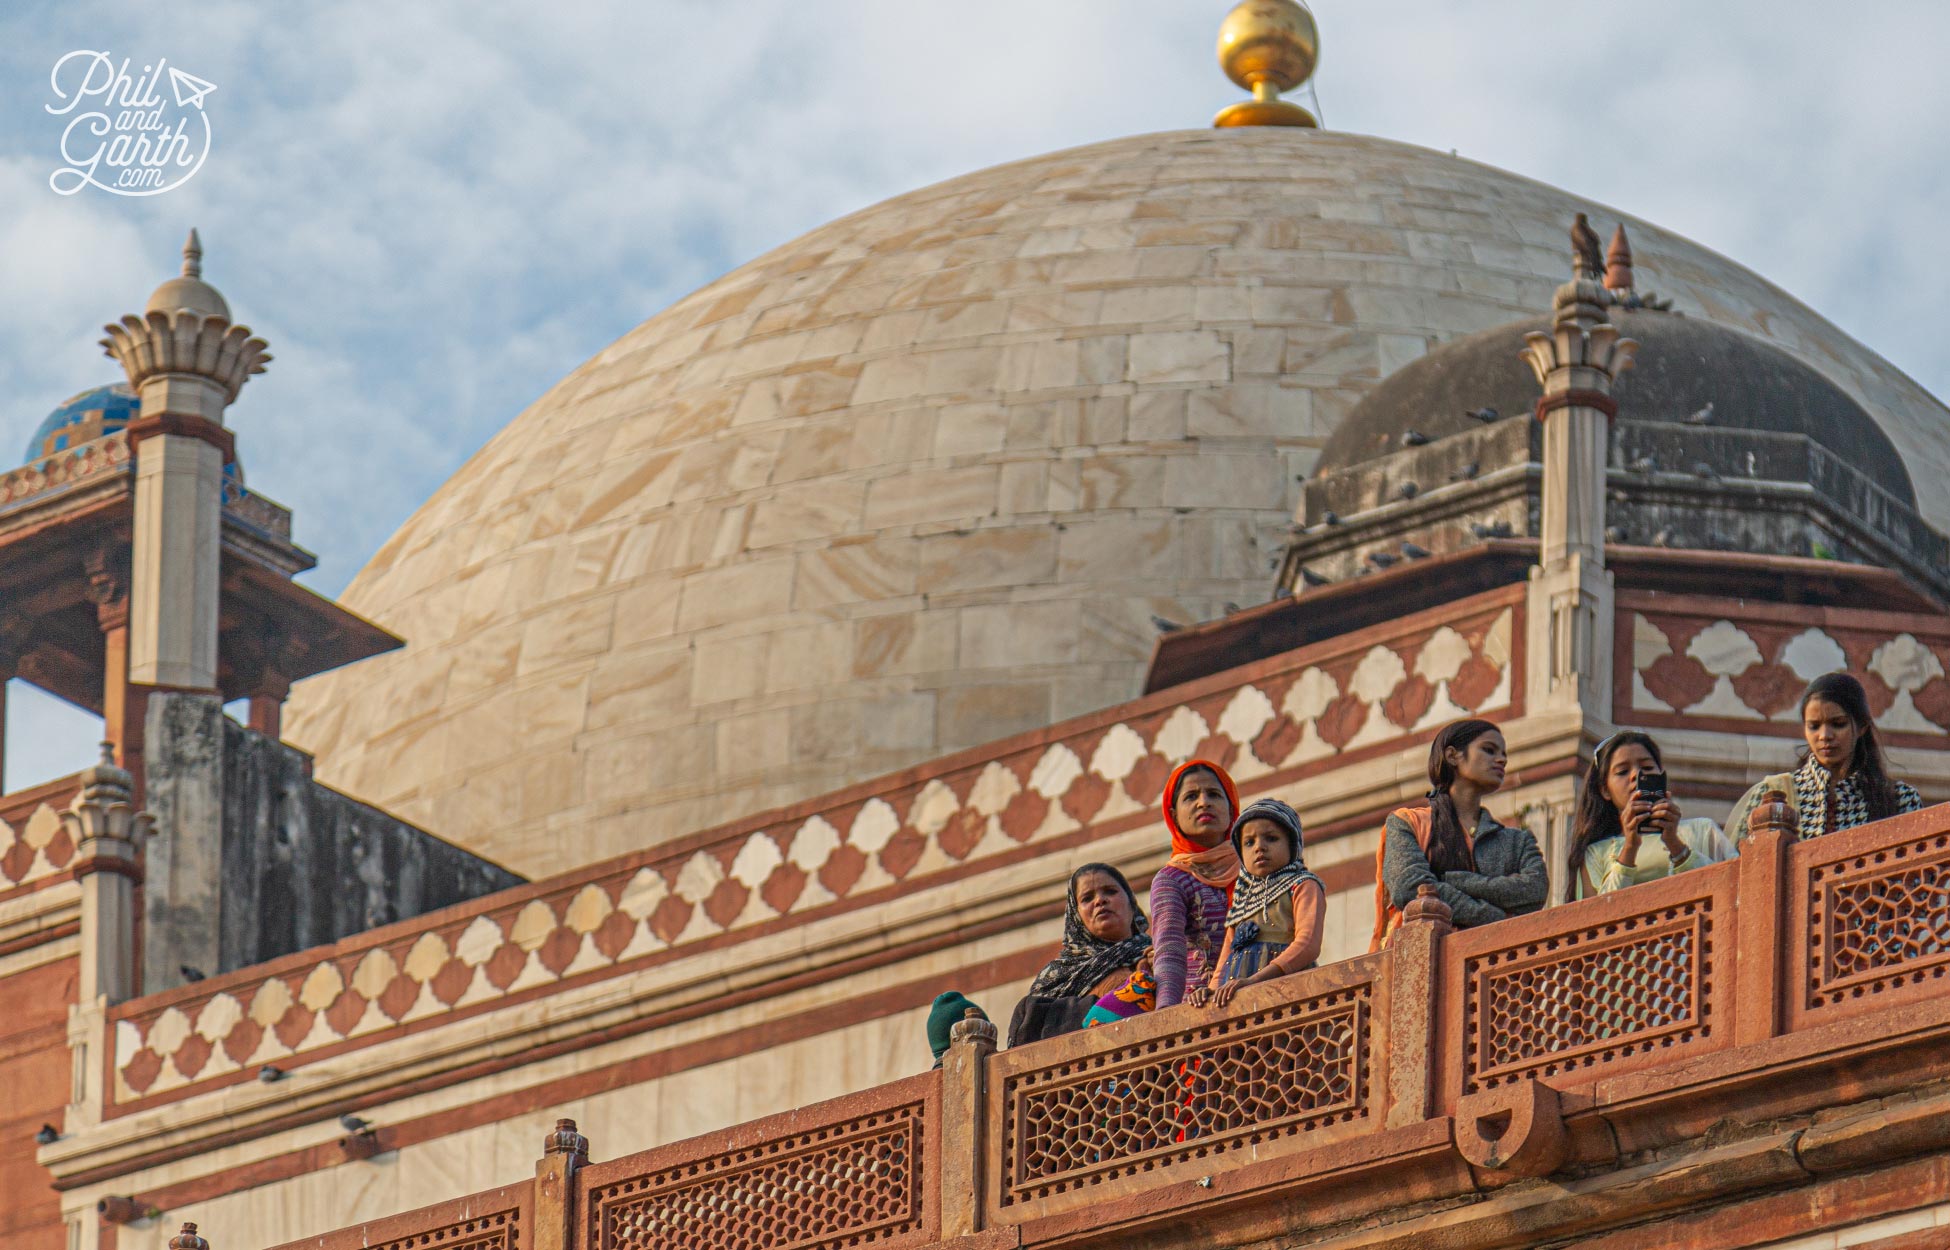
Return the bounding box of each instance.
[1564,731,1733,902]
[1725,672,1922,843]
[1371,719,1547,948]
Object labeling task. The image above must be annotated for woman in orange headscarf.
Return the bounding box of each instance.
[1150,760,1241,1008]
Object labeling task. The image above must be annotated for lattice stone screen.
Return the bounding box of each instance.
[1794,814,1950,1027]
[262,1181,530,1250]
[579,1078,935,1250]
[991,964,1375,1210]
[1455,872,1729,1095]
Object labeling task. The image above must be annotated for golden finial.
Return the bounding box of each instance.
[1214,0,1320,128]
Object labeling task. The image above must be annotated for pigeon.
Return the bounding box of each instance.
[339,1114,373,1135]
[1626,455,1658,475]
[1450,461,1479,482]
[1367,550,1399,569]
[1397,480,1420,500]
[1604,526,1628,544]
[1683,402,1715,426]
[1222,602,1241,615]
[1571,212,1605,278]
[179,965,206,984]
[1464,406,1500,424]
[258,1065,286,1083]
[1298,566,1330,587]
[1320,510,1342,527]
[1470,520,1515,540]
[1150,615,1183,634]
[1653,528,1676,548]
[1400,429,1431,447]
[1287,521,1307,535]
[1400,541,1432,560]
[1690,462,1720,483]
[1270,586,1293,599]
[35,1125,58,1146]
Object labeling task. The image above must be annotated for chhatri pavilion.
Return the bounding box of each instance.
[2,4,1948,1249]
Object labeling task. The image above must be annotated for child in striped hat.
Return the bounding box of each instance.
[1188,798,1326,1009]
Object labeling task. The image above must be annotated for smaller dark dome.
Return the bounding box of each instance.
[1316,311,1916,506]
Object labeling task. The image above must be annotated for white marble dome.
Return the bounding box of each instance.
[284,128,1950,875]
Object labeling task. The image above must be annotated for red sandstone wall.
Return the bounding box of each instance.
[0,957,77,1250]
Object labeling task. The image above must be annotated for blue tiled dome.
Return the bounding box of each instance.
[24,382,140,463]
[22,380,246,501]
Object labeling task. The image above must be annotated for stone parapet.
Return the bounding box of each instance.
[244,798,1950,1250]
[98,588,1521,1111]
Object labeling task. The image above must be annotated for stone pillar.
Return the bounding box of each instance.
[248,669,291,740]
[1518,218,1637,723]
[127,422,225,689]
[0,652,11,794]
[64,745,150,1005]
[941,1007,998,1235]
[99,231,270,692]
[1385,885,1450,1128]
[535,1118,589,1250]
[83,546,133,768]
[139,691,227,992]
[61,747,152,1177]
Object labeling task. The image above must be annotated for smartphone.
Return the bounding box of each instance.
[1635,771,1668,800]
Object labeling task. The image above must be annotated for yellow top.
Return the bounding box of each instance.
[1215,0,1319,128]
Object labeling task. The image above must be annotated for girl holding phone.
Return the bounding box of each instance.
[1565,731,1732,901]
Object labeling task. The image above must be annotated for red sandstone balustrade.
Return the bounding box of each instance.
[262,1180,532,1250]
[234,800,1950,1249]
[103,586,1524,1109]
[575,1073,940,1250]
[1786,802,1950,1033]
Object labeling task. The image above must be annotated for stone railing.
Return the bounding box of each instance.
[0,432,132,512]
[1617,590,1950,747]
[0,772,84,897]
[252,799,1950,1250]
[105,586,1522,1110]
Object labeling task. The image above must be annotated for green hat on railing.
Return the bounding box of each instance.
[927,991,986,1064]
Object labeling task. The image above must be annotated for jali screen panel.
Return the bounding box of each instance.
[261,1181,530,1250]
[989,957,1377,1213]
[578,1073,937,1250]
[1789,804,1950,1031]
[1450,865,1734,1097]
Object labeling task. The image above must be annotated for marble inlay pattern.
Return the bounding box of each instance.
[109,597,1519,1106]
[1627,607,1950,744]
[0,777,81,895]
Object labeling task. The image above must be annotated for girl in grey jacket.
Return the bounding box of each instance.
[1378,719,1549,938]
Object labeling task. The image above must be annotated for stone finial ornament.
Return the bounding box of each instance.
[62,742,153,855]
[950,1005,998,1050]
[1605,224,1633,294]
[544,1117,590,1159]
[1750,789,1798,840]
[1403,882,1453,928]
[1519,217,1639,414]
[101,230,272,417]
[1214,0,1320,128]
[169,1223,210,1250]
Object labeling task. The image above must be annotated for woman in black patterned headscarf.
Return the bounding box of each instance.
[1006,863,1151,1046]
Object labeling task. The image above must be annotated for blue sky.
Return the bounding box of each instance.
[3,0,1947,790]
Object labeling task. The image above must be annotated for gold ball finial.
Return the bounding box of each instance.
[1215,0,1319,128]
